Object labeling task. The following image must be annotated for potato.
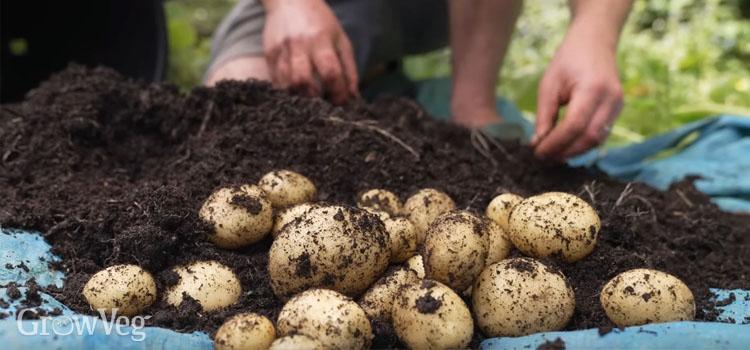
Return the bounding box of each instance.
[600,269,695,327]
[392,280,473,350]
[403,188,456,244]
[486,193,523,231]
[277,289,372,350]
[268,335,324,350]
[258,170,316,208]
[405,255,425,278]
[165,260,241,311]
[484,218,512,266]
[423,210,488,291]
[357,189,403,215]
[359,267,420,321]
[269,205,390,300]
[271,202,320,239]
[383,216,418,263]
[82,264,156,316]
[199,185,273,249]
[508,192,600,262]
[472,258,575,337]
[215,313,275,350]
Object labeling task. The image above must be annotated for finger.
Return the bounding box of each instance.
[559,96,622,158]
[272,45,292,90]
[534,85,602,160]
[311,47,348,105]
[336,36,359,97]
[532,76,560,146]
[289,44,319,97]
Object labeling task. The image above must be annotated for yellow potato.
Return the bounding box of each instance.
[600,269,695,327]
[165,261,241,311]
[472,258,575,337]
[403,189,456,244]
[271,202,320,239]
[486,193,523,232]
[268,335,324,350]
[357,189,403,215]
[383,216,418,263]
[83,264,156,316]
[484,218,512,266]
[359,267,420,321]
[508,192,600,262]
[405,255,425,278]
[258,170,317,208]
[215,313,275,350]
[199,185,273,249]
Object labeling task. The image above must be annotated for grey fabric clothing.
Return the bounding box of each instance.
[205,0,449,82]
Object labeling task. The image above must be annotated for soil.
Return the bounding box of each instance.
[1,65,749,348]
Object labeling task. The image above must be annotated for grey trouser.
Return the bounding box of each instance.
[205,0,449,82]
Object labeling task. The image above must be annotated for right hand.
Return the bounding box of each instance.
[262,0,358,105]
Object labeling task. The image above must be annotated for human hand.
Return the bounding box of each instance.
[262,0,358,105]
[531,24,624,161]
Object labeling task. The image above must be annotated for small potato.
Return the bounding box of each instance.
[277,289,372,350]
[484,218,512,266]
[269,205,390,300]
[600,269,695,327]
[405,255,425,279]
[508,192,600,262]
[269,335,324,350]
[200,185,273,249]
[486,193,523,232]
[83,264,156,316]
[383,216,418,263]
[423,210,488,291]
[472,258,575,337]
[215,313,275,350]
[359,267,420,321]
[392,279,473,350]
[165,261,241,311]
[357,189,403,215]
[258,170,317,208]
[403,189,456,244]
[271,202,320,239]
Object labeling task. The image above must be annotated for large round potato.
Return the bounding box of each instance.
[268,205,391,300]
[403,188,456,244]
[214,313,275,350]
[357,189,403,215]
[600,269,695,327]
[359,266,419,321]
[277,289,372,350]
[258,170,317,208]
[486,193,523,231]
[271,202,320,239]
[268,335,324,350]
[392,280,473,350]
[508,192,600,262]
[83,264,156,316]
[165,261,241,311]
[199,184,273,249]
[423,210,488,291]
[472,258,575,337]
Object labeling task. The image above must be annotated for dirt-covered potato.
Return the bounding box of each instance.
[383,216,418,263]
[392,280,473,350]
[258,170,317,208]
[424,210,488,291]
[359,267,420,321]
[83,264,156,316]
[600,269,695,327]
[271,202,320,239]
[268,335,324,350]
[357,189,403,215]
[484,218,512,266]
[199,185,273,249]
[215,313,275,350]
[403,188,456,244]
[268,205,391,300]
[508,192,600,262]
[165,261,241,311]
[277,289,372,350]
[486,193,523,231]
[472,258,575,337]
[405,255,425,278]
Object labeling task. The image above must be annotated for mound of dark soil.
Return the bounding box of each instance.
[1,65,748,348]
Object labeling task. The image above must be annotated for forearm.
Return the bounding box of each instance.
[448,0,522,124]
[567,0,634,51]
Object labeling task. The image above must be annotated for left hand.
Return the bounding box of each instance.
[531,25,625,161]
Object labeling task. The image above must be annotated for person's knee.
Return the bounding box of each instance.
[204,56,271,86]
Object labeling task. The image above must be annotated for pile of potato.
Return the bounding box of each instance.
[81,169,695,350]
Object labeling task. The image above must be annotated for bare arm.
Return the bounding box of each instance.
[448,0,523,128]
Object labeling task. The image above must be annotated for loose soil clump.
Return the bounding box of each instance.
[1,65,749,348]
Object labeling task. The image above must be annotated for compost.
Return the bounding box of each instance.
[1,65,749,348]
